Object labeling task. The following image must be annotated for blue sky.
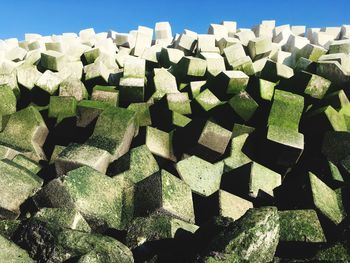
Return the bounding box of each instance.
[0,0,349,40]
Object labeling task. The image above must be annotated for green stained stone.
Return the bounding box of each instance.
[297,43,327,62]
[16,64,42,90]
[223,70,249,94]
[204,207,279,263]
[34,208,91,233]
[228,91,258,121]
[127,102,152,127]
[268,89,304,131]
[153,69,178,100]
[0,220,20,239]
[83,48,100,64]
[322,131,350,163]
[59,78,88,101]
[0,235,35,263]
[55,143,111,175]
[248,37,272,61]
[314,241,350,262]
[172,111,191,127]
[12,154,42,174]
[259,78,276,101]
[189,80,206,98]
[84,61,110,83]
[126,213,198,249]
[328,161,344,183]
[0,86,16,130]
[109,144,159,184]
[135,170,195,222]
[230,56,255,76]
[119,77,145,103]
[176,155,223,196]
[174,56,207,77]
[40,50,66,71]
[91,85,119,106]
[279,209,326,243]
[223,134,251,172]
[303,72,331,99]
[166,92,192,115]
[309,172,346,225]
[48,96,77,123]
[0,106,49,161]
[231,123,255,138]
[195,89,222,111]
[0,159,43,219]
[87,106,136,161]
[146,126,176,161]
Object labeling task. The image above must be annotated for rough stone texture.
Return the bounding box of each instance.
[0,159,43,219]
[0,234,35,263]
[279,209,326,242]
[146,126,176,161]
[176,155,223,196]
[203,207,279,263]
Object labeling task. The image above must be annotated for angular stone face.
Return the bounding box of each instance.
[36,70,62,95]
[309,172,346,225]
[218,190,253,220]
[48,96,77,123]
[146,126,176,161]
[176,155,223,196]
[279,209,326,243]
[108,144,159,184]
[0,106,49,161]
[0,159,43,219]
[135,170,195,223]
[0,234,35,263]
[195,89,222,111]
[174,56,207,78]
[204,207,279,263]
[59,78,88,101]
[153,69,178,100]
[223,133,251,172]
[126,214,198,249]
[87,106,136,161]
[40,50,66,71]
[91,85,119,106]
[229,91,258,121]
[55,143,111,175]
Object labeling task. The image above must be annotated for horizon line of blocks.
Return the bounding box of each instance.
[0,20,350,262]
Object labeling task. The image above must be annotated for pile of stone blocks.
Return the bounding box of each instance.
[0,20,350,262]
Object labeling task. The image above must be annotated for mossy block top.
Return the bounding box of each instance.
[166,92,192,115]
[91,85,119,106]
[127,102,152,127]
[40,50,66,71]
[259,78,276,101]
[0,159,43,219]
[304,73,331,99]
[83,47,100,64]
[279,209,326,243]
[195,89,222,111]
[309,172,346,225]
[172,111,191,127]
[0,219,20,239]
[112,144,159,184]
[268,89,304,131]
[48,96,77,123]
[176,155,223,196]
[16,64,42,90]
[267,125,304,149]
[218,190,253,220]
[63,166,124,229]
[87,106,136,156]
[198,120,232,155]
[34,208,91,233]
[248,36,272,60]
[224,134,251,172]
[161,170,195,223]
[12,154,42,174]
[0,106,48,160]
[84,61,110,83]
[0,86,16,117]
[190,80,206,98]
[229,91,258,121]
[225,70,249,94]
[57,229,134,263]
[59,78,88,101]
[126,214,198,249]
[146,127,176,161]
[0,234,35,263]
[123,56,146,78]
[249,162,281,198]
[232,123,255,138]
[328,161,344,183]
[205,207,279,263]
[36,70,63,95]
[314,241,350,262]
[175,56,207,77]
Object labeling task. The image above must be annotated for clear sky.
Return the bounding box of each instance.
[0,0,349,40]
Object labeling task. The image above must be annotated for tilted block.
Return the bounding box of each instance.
[176,155,223,196]
[91,85,119,106]
[146,126,176,161]
[133,26,153,57]
[248,37,272,61]
[134,169,195,223]
[36,70,63,95]
[48,96,77,123]
[153,69,178,100]
[16,64,42,90]
[174,56,207,78]
[40,50,66,71]
[59,77,88,101]
[229,91,258,121]
[199,52,225,77]
[76,100,110,127]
